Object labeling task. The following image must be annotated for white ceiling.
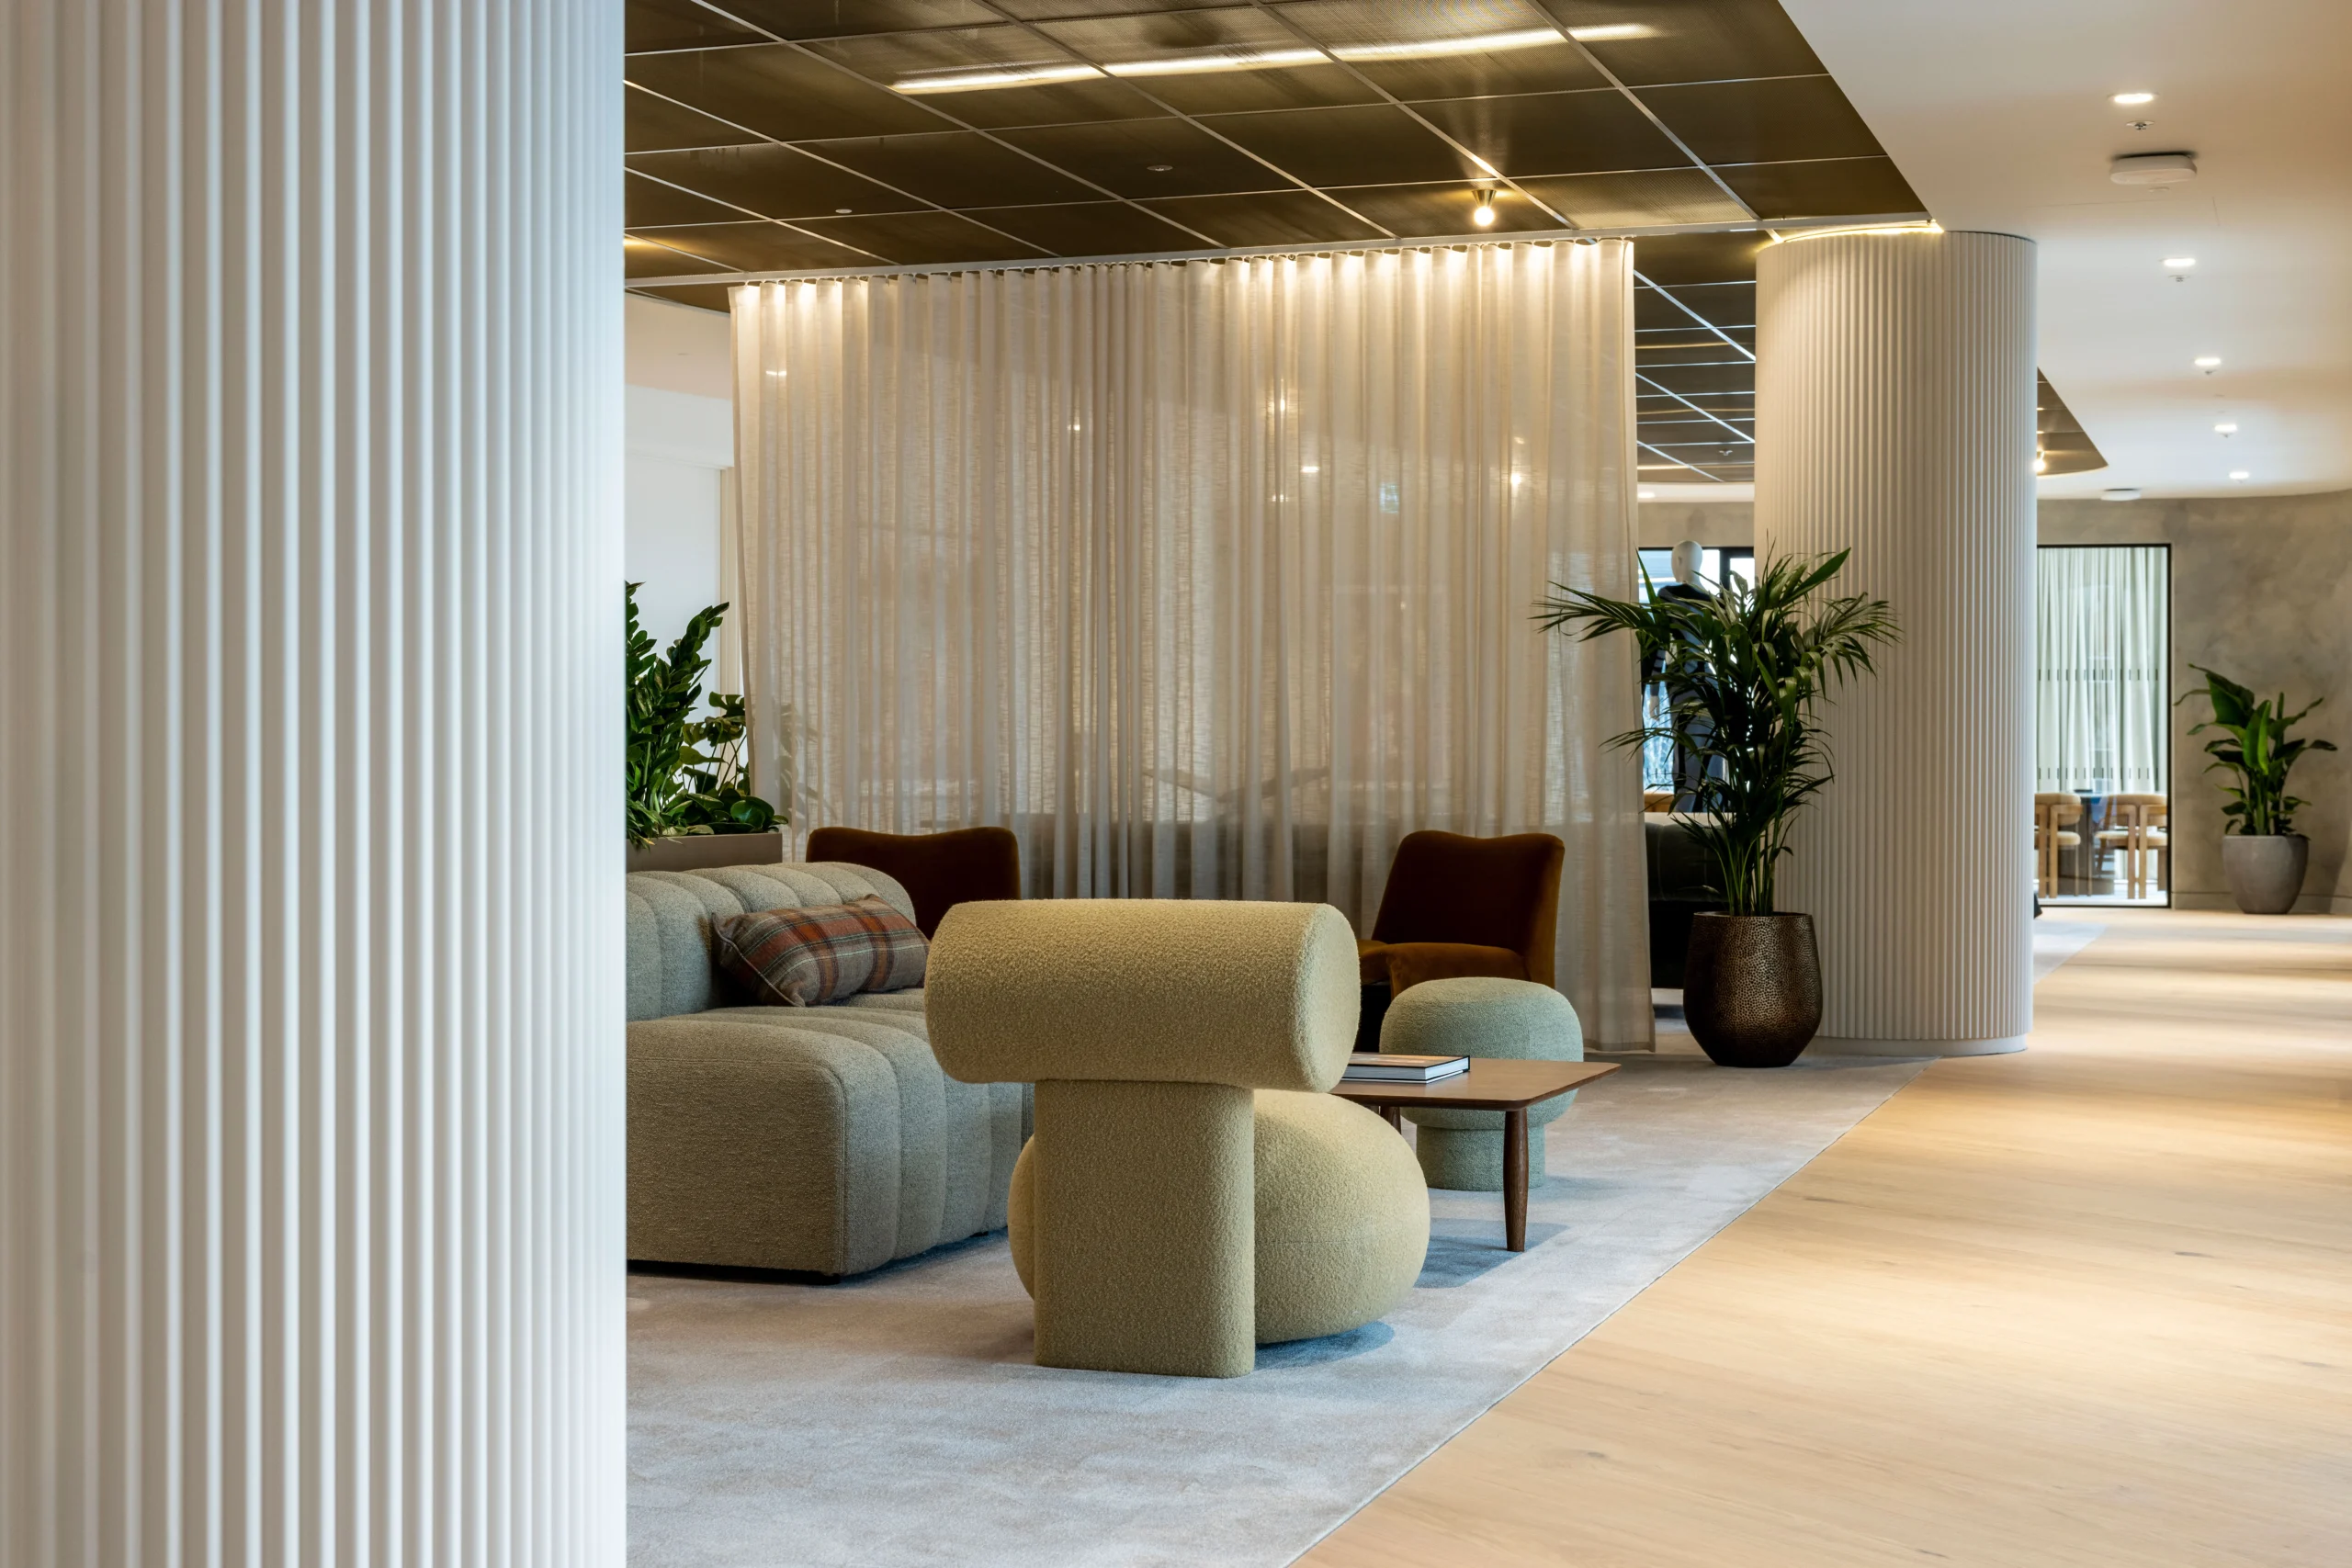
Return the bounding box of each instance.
[1780,0,2352,500]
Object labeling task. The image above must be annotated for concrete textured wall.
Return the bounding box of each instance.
[1638,491,2352,912]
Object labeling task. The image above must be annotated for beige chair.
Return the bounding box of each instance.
[2096,794,2169,898]
[2033,793,2084,897]
[925,899,1430,1379]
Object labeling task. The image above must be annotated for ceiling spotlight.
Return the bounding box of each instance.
[1472,190,1498,228]
[2229,469,2251,481]
[2034,454,2048,474]
[1146,164,1174,173]
[2193,355,2222,368]
[2110,91,2156,106]
[835,207,853,214]
[2102,487,2142,502]
[2214,422,2238,434]
[2163,255,2198,270]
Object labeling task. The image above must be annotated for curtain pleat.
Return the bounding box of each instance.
[734,242,1652,1046]
[2036,546,2169,794]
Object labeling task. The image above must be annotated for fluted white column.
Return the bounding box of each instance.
[1756,230,2036,1055]
[0,4,625,1564]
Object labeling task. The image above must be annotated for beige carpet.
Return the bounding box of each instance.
[626,923,2097,1566]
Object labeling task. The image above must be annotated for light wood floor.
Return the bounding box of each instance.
[1300,909,2352,1567]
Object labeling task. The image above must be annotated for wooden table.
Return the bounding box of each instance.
[1330,1058,1620,1252]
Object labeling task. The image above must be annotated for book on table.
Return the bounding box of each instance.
[1340,1052,1469,1084]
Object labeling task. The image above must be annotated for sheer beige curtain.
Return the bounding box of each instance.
[733,241,1651,1045]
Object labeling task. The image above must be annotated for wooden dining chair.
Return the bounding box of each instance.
[2094,795,2168,899]
[2033,794,2084,897]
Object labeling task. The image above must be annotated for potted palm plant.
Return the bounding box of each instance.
[627,582,782,872]
[1537,551,1899,1067]
[2178,666,2335,915]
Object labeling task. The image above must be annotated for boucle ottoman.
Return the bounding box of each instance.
[1381,976,1584,1190]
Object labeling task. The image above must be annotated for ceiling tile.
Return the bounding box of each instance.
[628,282,739,313]
[1631,228,1770,285]
[1196,104,1479,187]
[1657,279,1754,327]
[626,85,761,152]
[625,237,733,278]
[626,44,944,141]
[959,200,1213,254]
[1272,0,1611,98]
[626,169,755,226]
[1512,168,1747,227]
[1713,156,1924,219]
[994,0,1261,17]
[1636,341,1749,367]
[1640,362,1756,397]
[1539,0,1825,87]
[628,0,768,54]
[709,0,1001,37]
[1333,182,1562,237]
[799,26,1174,128]
[1136,190,1386,247]
[1634,75,1883,167]
[801,131,1103,207]
[1411,89,1687,177]
[630,142,926,219]
[788,209,1058,264]
[993,118,1291,197]
[630,220,882,270]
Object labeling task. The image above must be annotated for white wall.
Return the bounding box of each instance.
[625,295,735,669]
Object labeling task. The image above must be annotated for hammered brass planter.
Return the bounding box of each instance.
[1684,912,1823,1068]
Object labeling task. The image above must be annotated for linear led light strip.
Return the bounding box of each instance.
[892,25,1655,94]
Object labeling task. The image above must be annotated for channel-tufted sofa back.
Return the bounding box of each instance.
[623,862,918,1021]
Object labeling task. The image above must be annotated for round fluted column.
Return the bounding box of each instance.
[1,4,625,1565]
[1756,230,2036,1055]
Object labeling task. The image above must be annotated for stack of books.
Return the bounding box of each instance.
[1340,1052,1469,1084]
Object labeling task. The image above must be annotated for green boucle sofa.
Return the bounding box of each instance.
[627,862,1029,1278]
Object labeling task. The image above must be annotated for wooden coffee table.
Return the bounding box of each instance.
[1331,1058,1619,1252]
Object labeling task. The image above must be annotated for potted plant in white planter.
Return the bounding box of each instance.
[626,582,783,873]
[2179,666,2335,915]
[1538,551,1898,1067]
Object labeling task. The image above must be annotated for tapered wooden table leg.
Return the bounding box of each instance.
[1382,1104,1403,1133]
[1504,1108,1529,1252]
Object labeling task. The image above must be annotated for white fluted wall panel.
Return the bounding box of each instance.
[1755,231,2036,1054]
[0,4,626,1565]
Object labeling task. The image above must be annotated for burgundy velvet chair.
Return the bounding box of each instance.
[803,825,1022,939]
[1354,829,1565,1047]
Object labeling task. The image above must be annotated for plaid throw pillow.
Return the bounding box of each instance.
[713,897,929,1008]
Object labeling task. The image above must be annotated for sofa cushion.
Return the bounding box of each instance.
[715,896,929,1007]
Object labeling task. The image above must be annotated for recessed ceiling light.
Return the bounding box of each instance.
[1146,164,1174,173]
[2102,487,2142,502]
[1638,488,1657,500]
[2111,152,2197,186]
[1103,47,1320,78]
[2163,255,2198,269]
[2111,91,2156,106]
[2193,355,2222,367]
[834,207,853,214]
[2229,469,2251,481]
[1566,23,1657,41]
[2214,422,2238,434]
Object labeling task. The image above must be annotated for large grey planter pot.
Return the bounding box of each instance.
[1684,912,1823,1069]
[626,830,784,875]
[2221,834,2309,915]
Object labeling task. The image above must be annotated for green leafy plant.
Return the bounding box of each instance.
[1535,551,1899,916]
[2177,666,2335,836]
[627,582,779,848]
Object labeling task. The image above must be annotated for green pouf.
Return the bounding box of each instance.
[1381,976,1583,1191]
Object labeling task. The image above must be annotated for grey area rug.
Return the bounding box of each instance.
[629,928,2100,1568]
